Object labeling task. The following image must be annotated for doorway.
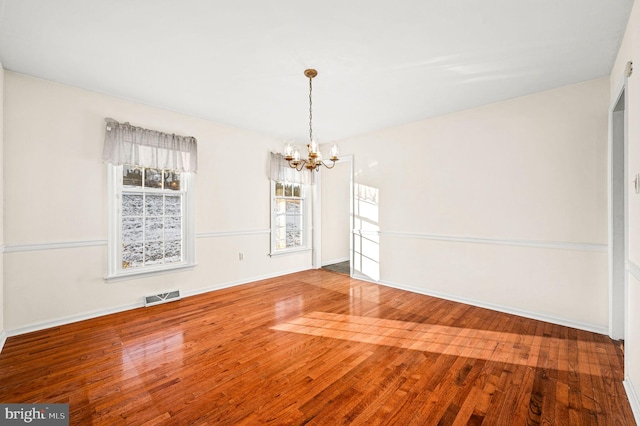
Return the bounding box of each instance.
[318,156,353,275]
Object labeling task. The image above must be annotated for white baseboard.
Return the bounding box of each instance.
[352,274,608,335]
[625,378,640,424]
[5,265,312,338]
[6,302,143,338]
[0,329,7,354]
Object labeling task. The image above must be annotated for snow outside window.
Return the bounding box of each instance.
[107,164,195,280]
[271,181,309,255]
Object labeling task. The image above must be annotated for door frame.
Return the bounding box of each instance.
[609,76,628,341]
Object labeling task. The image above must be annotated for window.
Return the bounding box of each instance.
[271,181,309,254]
[107,164,195,279]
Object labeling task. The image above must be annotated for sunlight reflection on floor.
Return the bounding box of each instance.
[272,311,604,375]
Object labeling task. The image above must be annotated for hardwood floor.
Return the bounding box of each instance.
[0,270,635,425]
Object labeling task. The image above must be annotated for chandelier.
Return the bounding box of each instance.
[283,69,339,171]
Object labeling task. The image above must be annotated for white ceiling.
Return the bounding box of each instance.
[0,0,634,143]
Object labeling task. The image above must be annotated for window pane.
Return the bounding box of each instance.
[165,195,181,215]
[165,240,182,263]
[145,195,164,216]
[122,243,143,268]
[145,241,164,265]
[122,217,143,243]
[275,182,284,196]
[164,171,181,191]
[286,200,301,214]
[122,193,143,216]
[146,194,164,216]
[275,199,286,214]
[144,168,163,189]
[275,225,287,250]
[284,183,293,197]
[275,231,287,249]
[286,214,302,231]
[275,215,287,227]
[293,184,301,197]
[275,227,286,240]
[287,231,302,248]
[123,166,143,187]
[145,217,164,241]
[165,217,181,240]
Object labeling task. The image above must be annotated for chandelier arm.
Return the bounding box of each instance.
[287,159,302,171]
[320,160,337,169]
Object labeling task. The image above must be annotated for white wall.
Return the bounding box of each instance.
[611,1,640,420]
[2,72,312,332]
[339,77,609,331]
[320,159,351,265]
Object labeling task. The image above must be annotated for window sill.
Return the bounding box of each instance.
[269,248,311,257]
[105,263,196,283]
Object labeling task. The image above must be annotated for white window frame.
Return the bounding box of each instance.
[106,164,196,281]
[270,180,311,256]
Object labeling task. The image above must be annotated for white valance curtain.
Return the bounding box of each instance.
[102,118,198,172]
[269,152,313,185]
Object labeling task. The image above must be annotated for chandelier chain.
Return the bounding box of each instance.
[309,76,313,143]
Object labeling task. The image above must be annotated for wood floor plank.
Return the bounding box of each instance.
[0,270,635,425]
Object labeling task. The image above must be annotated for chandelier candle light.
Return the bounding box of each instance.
[283,69,339,171]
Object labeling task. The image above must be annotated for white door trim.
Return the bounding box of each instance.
[608,74,628,341]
